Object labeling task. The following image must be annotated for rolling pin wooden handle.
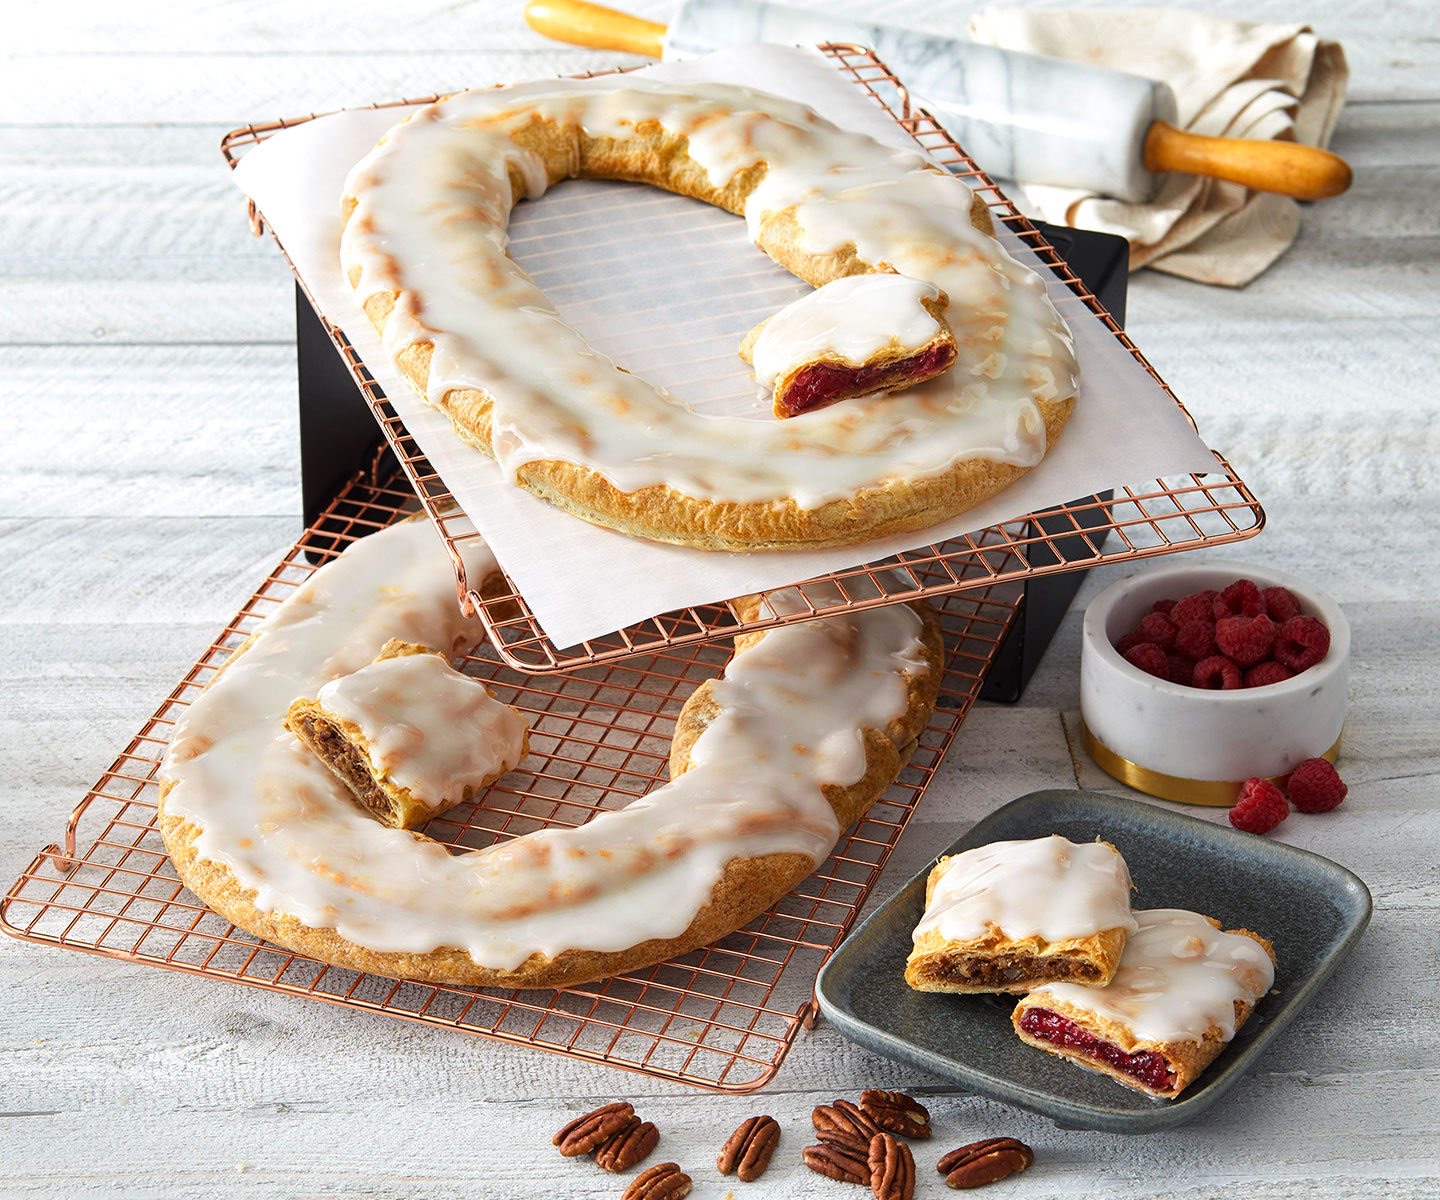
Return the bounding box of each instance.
[1143,121,1352,200]
[523,0,666,58]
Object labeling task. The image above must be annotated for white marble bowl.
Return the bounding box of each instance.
[1080,559,1349,805]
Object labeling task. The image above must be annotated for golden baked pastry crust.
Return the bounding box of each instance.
[904,849,1130,995]
[342,108,1075,552]
[283,638,528,831]
[158,596,943,989]
[1010,922,1277,1099]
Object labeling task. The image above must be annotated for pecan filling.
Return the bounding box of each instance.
[920,952,1102,988]
[298,715,401,826]
[1018,1006,1176,1092]
[778,340,957,418]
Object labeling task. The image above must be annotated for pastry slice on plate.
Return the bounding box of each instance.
[285,638,529,829]
[905,835,1136,994]
[1012,908,1277,1099]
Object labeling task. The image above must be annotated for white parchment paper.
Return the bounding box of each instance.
[232,44,1216,649]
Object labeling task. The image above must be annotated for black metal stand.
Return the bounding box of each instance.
[294,223,1130,697]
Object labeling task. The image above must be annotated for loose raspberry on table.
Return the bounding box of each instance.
[1263,586,1302,624]
[1166,655,1193,685]
[1275,615,1331,671]
[1152,598,1176,616]
[1133,611,1178,652]
[1244,661,1294,688]
[1229,777,1289,835]
[1288,758,1348,813]
[1174,619,1217,661]
[1123,643,1169,679]
[1170,590,1218,627]
[1192,655,1242,690]
[1216,613,1276,668]
[1213,579,1264,620]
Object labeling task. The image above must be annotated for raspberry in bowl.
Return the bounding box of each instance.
[1080,560,1349,806]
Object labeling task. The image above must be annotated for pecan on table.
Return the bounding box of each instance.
[595,1116,660,1173]
[553,1101,635,1157]
[860,1089,932,1139]
[813,1099,883,1144]
[716,1114,781,1182]
[868,1132,916,1200]
[803,1138,870,1185]
[621,1161,692,1200]
[936,1137,1034,1189]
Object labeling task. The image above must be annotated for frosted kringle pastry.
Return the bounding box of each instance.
[906,835,1137,994]
[284,638,529,830]
[1012,908,1277,1099]
[341,77,1077,552]
[739,274,958,419]
[158,520,943,989]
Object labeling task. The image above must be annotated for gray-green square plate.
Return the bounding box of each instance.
[815,789,1371,1132]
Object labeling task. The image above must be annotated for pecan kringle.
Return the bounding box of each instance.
[868,1132,915,1200]
[803,1139,870,1185]
[860,1089,932,1139]
[813,1098,882,1144]
[595,1116,659,1173]
[621,1161,692,1200]
[936,1137,1034,1189]
[553,1101,634,1157]
[717,1114,781,1182]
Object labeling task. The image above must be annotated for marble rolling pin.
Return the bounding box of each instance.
[525,0,1351,203]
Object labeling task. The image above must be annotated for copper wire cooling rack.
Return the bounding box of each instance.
[219,44,1264,675]
[3,471,1021,1092]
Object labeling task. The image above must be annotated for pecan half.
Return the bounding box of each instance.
[553,1102,635,1157]
[813,1099,882,1144]
[595,1116,659,1173]
[717,1114,781,1182]
[936,1137,1034,1189]
[622,1161,692,1200]
[803,1139,870,1185]
[860,1089,932,1139]
[868,1132,915,1200]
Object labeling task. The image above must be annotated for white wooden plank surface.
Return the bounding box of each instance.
[3,1,1438,1196]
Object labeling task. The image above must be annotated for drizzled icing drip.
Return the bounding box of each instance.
[160,520,930,970]
[315,651,529,816]
[914,835,1137,945]
[747,274,946,389]
[1031,909,1276,1044]
[342,78,1077,509]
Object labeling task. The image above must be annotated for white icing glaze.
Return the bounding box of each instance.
[341,78,1077,509]
[161,520,930,970]
[1030,908,1276,1044]
[914,835,1137,945]
[316,651,529,817]
[748,273,945,389]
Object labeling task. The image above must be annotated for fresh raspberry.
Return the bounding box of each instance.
[1262,586,1302,623]
[1170,590,1218,627]
[1244,661,1294,688]
[1274,615,1331,672]
[1287,758,1348,813]
[1213,579,1264,620]
[1166,655,1193,685]
[1215,613,1276,668]
[1192,655,1242,690]
[1115,629,1147,655]
[1174,619,1217,661]
[1133,611,1178,652]
[1152,598,1176,616]
[1124,643,1169,679]
[1229,777,1289,835]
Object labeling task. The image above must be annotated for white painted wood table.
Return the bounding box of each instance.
[4,1,1438,1195]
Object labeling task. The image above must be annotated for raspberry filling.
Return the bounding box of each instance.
[778,341,956,418]
[1018,1006,1176,1092]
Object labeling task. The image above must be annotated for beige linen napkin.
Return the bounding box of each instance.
[968,6,1348,285]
